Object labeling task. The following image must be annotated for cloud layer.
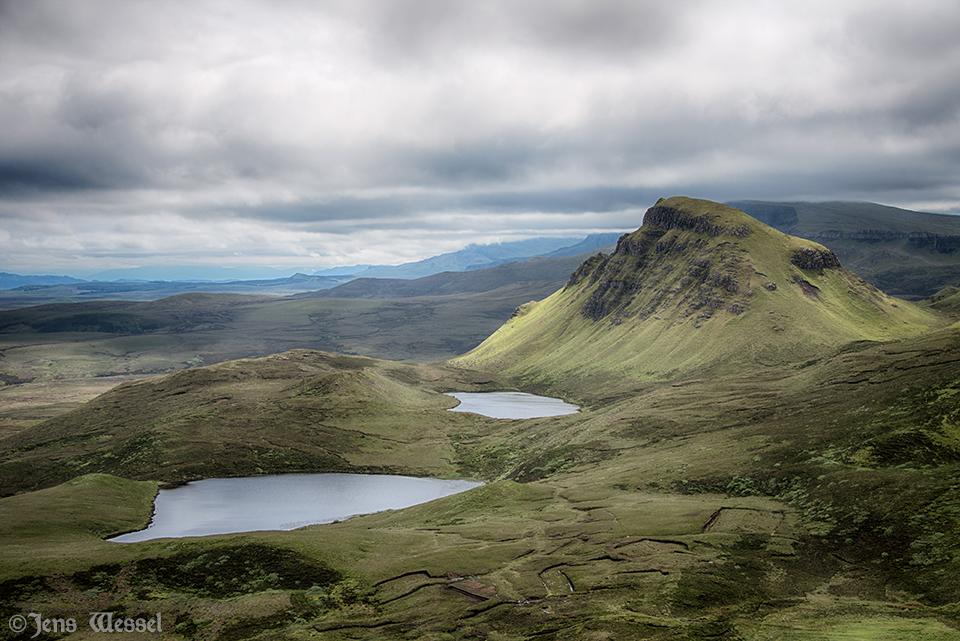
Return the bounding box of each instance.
[2,0,959,275]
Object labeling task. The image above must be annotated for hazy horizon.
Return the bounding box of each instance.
[1,231,616,280]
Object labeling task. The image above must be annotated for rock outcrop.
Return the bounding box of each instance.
[789,248,842,270]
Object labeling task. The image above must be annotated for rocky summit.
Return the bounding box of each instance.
[453,196,938,387]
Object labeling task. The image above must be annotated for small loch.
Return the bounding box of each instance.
[445,392,579,419]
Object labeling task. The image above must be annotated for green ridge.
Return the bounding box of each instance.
[453,197,941,392]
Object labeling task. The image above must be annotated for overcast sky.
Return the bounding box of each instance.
[2,0,959,277]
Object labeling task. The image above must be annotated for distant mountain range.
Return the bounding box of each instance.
[295,253,601,300]
[0,272,87,289]
[82,265,301,283]
[308,234,622,280]
[0,234,624,309]
[5,201,960,309]
[0,234,622,288]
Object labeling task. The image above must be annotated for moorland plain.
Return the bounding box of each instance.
[2,198,960,639]
[0,281,566,438]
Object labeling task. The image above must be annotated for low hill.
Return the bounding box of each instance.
[453,197,941,392]
[729,200,960,299]
[0,350,509,496]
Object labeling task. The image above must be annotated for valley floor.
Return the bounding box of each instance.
[2,330,960,639]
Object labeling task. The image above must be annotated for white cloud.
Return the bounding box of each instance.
[0,0,958,275]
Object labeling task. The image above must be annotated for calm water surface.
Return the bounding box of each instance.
[446,392,579,419]
[112,394,571,542]
[110,473,481,542]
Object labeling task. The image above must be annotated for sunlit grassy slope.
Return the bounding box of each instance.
[453,197,940,393]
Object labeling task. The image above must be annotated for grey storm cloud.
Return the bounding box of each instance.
[0,0,958,275]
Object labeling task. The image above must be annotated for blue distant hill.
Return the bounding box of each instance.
[2,235,627,289]
[85,265,299,282]
[0,272,87,290]
[340,234,625,279]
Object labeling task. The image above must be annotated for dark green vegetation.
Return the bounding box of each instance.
[3,198,960,639]
[731,200,960,299]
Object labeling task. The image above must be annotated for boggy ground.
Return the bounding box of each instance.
[2,328,960,639]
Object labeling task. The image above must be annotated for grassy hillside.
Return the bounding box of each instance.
[3,328,960,638]
[730,200,960,298]
[0,283,558,436]
[453,197,942,394]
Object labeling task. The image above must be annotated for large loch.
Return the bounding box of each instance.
[111,473,482,542]
[112,392,578,542]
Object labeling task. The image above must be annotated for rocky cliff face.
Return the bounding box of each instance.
[789,247,842,270]
[805,230,960,254]
[642,203,753,238]
[568,200,797,325]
